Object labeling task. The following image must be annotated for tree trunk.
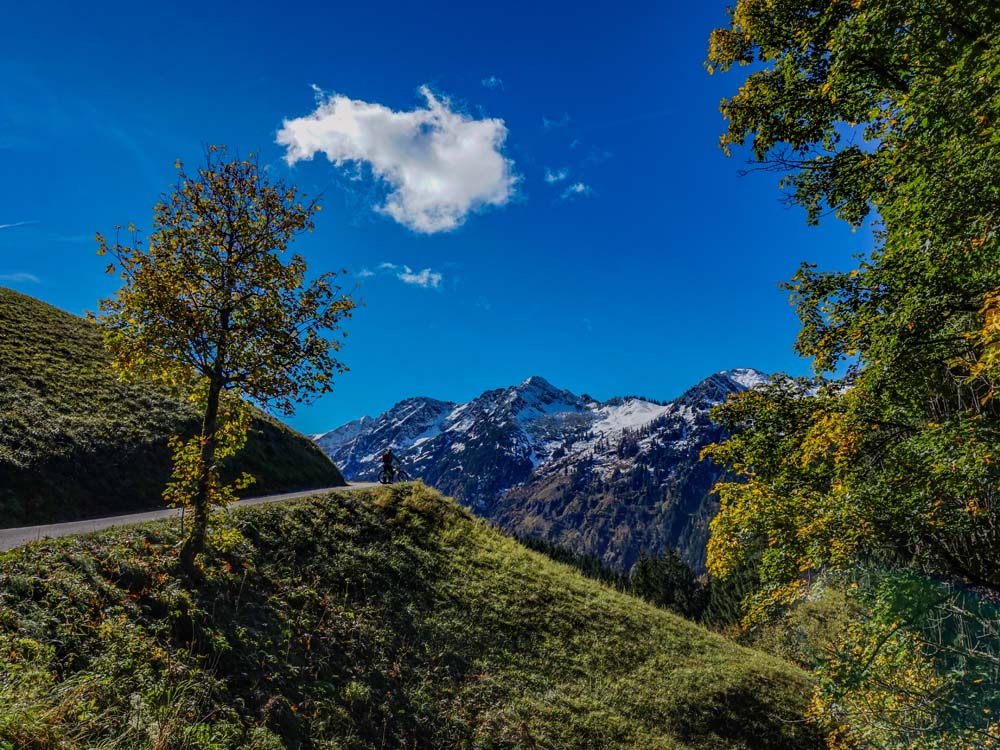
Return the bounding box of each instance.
[179,375,223,578]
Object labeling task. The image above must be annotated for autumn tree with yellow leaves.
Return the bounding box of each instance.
[703,0,1000,747]
[97,146,355,577]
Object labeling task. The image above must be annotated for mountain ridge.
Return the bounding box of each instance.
[315,368,767,570]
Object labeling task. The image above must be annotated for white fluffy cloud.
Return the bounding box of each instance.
[359,262,443,289]
[277,86,517,234]
[398,267,443,288]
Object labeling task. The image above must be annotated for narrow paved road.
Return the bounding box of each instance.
[0,483,380,552]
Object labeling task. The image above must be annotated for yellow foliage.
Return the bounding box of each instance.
[799,411,861,469]
[162,391,254,513]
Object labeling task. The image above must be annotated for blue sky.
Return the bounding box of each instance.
[0,0,870,434]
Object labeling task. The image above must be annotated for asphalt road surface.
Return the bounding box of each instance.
[0,482,380,552]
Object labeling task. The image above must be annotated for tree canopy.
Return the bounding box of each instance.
[98,146,356,574]
[704,1,1000,746]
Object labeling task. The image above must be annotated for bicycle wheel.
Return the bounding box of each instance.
[378,467,393,484]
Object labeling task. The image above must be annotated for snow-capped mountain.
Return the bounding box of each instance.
[314,368,768,571]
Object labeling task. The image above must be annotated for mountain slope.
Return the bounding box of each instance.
[0,484,821,749]
[0,286,344,525]
[316,370,767,571]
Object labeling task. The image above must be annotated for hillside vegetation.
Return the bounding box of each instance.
[0,287,344,525]
[0,484,821,749]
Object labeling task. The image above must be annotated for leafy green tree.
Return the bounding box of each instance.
[97,146,355,576]
[705,1,1000,746]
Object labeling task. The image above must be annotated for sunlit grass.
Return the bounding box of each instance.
[0,286,343,525]
[0,483,822,749]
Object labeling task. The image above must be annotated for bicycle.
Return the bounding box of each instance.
[378,465,411,484]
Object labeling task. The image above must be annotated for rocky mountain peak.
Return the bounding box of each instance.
[519,374,555,389]
[673,369,769,410]
[719,368,769,390]
[314,369,769,571]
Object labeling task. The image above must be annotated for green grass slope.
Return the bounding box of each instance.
[0,484,821,750]
[0,286,344,525]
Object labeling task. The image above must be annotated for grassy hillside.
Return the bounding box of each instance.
[0,484,821,750]
[0,286,344,525]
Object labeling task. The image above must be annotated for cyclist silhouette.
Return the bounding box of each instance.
[379,448,403,483]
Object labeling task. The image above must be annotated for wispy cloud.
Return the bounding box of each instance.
[542,114,570,130]
[277,85,518,234]
[0,272,40,283]
[358,262,444,289]
[481,76,504,90]
[0,220,37,230]
[398,267,443,288]
[561,182,592,200]
[544,167,568,184]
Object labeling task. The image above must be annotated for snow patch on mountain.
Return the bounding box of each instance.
[720,367,769,390]
[313,415,373,449]
[591,398,671,435]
